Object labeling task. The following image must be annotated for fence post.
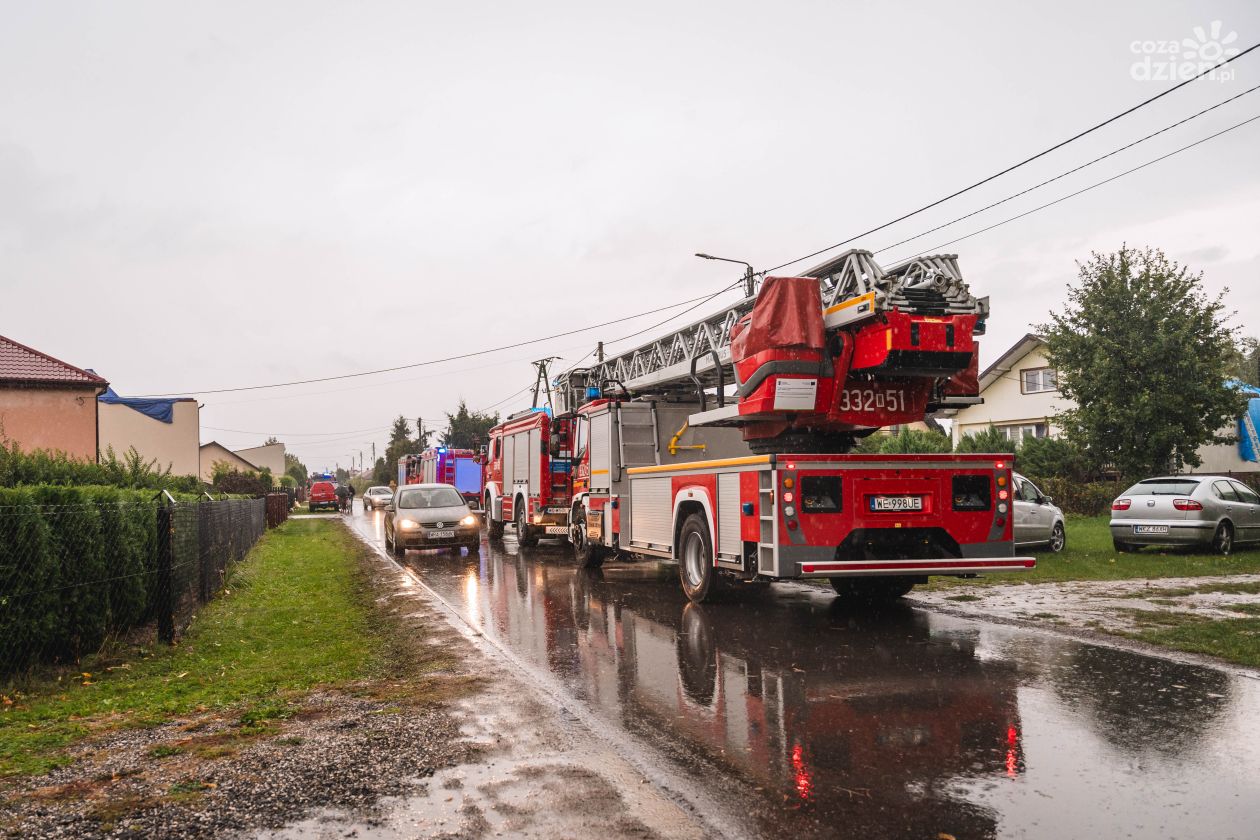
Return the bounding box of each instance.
[156,490,176,645]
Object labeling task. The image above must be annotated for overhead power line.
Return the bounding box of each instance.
[886,111,1260,263]
[765,41,1260,274]
[873,84,1260,257]
[138,288,733,397]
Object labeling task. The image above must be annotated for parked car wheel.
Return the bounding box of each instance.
[389,528,403,557]
[1049,522,1066,553]
[1212,521,1234,555]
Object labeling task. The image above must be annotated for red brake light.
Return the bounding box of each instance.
[1112,498,1131,510]
[1173,499,1203,511]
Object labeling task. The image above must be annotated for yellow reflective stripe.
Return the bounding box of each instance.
[823,291,875,315]
[591,469,609,475]
[627,455,770,475]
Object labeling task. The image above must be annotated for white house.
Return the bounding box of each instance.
[232,442,286,477]
[198,441,261,483]
[949,334,1257,475]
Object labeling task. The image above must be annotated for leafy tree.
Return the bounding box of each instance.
[384,415,417,480]
[1227,336,1260,385]
[954,424,1015,454]
[283,450,308,485]
[371,456,391,485]
[442,401,500,450]
[1039,246,1243,478]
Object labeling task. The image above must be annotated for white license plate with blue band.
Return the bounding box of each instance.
[429,530,455,539]
[870,496,923,512]
[1134,525,1169,534]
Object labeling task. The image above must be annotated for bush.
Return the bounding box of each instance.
[954,425,1016,455]
[1017,436,1090,483]
[0,488,57,669]
[29,486,110,659]
[80,486,156,632]
[1036,478,1124,516]
[214,469,271,497]
[0,441,201,494]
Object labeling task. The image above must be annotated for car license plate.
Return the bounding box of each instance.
[1134,525,1169,535]
[545,525,568,535]
[428,529,455,539]
[870,495,923,512]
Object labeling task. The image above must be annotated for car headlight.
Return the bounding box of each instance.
[399,520,420,530]
[460,515,477,527]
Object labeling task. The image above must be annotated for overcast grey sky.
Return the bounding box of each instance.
[3,0,1258,470]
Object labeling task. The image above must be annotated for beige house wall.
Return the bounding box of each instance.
[0,386,100,461]
[951,345,1067,446]
[199,442,260,483]
[99,400,200,477]
[232,442,285,477]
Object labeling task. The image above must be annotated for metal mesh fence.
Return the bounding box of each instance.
[0,496,267,676]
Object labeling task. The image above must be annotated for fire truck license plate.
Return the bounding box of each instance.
[869,495,923,512]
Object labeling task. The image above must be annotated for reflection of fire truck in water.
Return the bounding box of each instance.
[487,249,1033,602]
[397,447,485,509]
[470,554,1023,837]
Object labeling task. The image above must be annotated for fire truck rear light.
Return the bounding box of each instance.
[997,502,1008,514]
[786,463,797,470]
[783,477,794,489]
[996,475,1007,487]
[998,489,1009,501]
[786,519,798,530]
[995,461,1005,470]
[1112,498,1131,510]
[784,505,796,517]
[783,492,794,503]
[1172,499,1203,511]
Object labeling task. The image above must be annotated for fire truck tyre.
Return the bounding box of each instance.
[571,507,606,568]
[829,577,914,601]
[678,513,721,603]
[677,603,717,705]
[515,498,539,547]
[487,497,505,539]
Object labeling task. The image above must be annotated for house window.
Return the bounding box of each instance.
[999,423,1048,441]
[1021,367,1057,394]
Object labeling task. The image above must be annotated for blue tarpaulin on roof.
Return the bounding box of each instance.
[98,386,177,424]
[1230,380,1260,463]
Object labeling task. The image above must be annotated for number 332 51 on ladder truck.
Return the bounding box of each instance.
[553,249,1034,602]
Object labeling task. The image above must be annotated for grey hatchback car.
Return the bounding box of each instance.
[1109,476,1260,554]
[384,483,480,555]
[1012,473,1066,552]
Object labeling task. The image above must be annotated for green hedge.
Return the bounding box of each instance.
[0,486,159,671]
[1033,478,1125,517]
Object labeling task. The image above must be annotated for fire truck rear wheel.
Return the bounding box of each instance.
[571,506,606,568]
[678,513,721,603]
[487,496,505,539]
[515,498,539,547]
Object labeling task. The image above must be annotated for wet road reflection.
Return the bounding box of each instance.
[350,508,1260,839]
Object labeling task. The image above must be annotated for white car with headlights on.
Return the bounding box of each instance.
[384,483,480,555]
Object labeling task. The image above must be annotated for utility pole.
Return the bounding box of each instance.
[530,357,558,411]
[596,341,604,364]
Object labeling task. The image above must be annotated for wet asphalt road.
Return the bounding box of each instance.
[347,506,1260,840]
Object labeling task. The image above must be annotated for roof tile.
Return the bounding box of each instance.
[0,335,108,386]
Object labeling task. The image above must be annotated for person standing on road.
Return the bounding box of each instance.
[335,483,350,513]
[347,484,356,510]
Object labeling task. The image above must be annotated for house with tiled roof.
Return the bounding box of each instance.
[0,334,109,462]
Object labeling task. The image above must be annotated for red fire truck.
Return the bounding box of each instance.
[398,447,485,509]
[482,409,573,544]
[548,249,1032,602]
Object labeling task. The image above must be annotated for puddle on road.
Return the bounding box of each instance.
[349,509,1260,840]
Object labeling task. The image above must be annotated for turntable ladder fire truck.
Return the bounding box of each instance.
[549,248,1034,602]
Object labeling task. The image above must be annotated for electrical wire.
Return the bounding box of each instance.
[136,288,738,397]
[885,111,1260,263]
[871,83,1260,257]
[764,42,1260,274]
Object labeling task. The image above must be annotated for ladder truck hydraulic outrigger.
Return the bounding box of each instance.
[491,249,1035,602]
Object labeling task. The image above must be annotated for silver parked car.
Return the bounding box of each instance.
[361,485,394,510]
[1012,473,1066,552]
[1109,475,1260,555]
[384,483,480,555]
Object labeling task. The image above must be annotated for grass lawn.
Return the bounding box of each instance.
[1117,609,1260,668]
[0,518,451,779]
[925,515,1260,588]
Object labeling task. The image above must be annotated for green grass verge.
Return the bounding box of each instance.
[0,519,441,778]
[1118,609,1260,668]
[925,515,1260,588]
